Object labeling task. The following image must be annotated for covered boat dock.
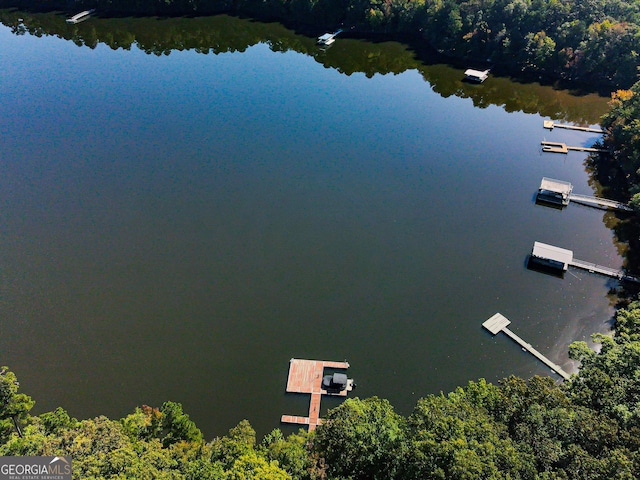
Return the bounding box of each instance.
[529,241,573,271]
[537,177,573,206]
[464,69,490,83]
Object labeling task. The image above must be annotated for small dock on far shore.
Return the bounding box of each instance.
[464,68,490,83]
[543,120,604,134]
[483,313,570,380]
[66,9,95,23]
[541,141,608,154]
[317,29,343,46]
[281,358,353,431]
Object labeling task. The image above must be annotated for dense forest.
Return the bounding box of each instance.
[1,0,639,89]
[2,295,640,478]
[595,79,640,272]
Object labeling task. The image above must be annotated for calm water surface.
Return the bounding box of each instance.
[0,12,619,437]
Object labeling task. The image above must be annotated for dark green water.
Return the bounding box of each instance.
[0,11,620,437]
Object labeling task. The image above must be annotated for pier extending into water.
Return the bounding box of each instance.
[568,193,633,212]
[529,241,640,283]
[569,258,640,283]
[483,313,570,380]
[281,358,353,431]
[536,177,633,212]
[541,141,608,154]
[543,120,605,134]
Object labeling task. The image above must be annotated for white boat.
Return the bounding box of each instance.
[66,9,95,24]
[317,29,343,46]
[464,68,490,83]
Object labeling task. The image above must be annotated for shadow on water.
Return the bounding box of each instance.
[526,256,567,279]
[534,198,565,211]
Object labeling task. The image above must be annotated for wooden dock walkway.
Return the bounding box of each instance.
[568,193,633,212]
[483,313,570,380]
[541,141,608,154]
[281,358,353,431]
[569,258,640,283]
[543,120,604,134]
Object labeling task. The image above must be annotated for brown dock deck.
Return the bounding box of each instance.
[541,141,608,154]
[281,358,353,431]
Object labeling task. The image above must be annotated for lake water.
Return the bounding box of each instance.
[0,11,620,437]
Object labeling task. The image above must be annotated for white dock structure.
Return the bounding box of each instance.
[530,241,573,271]
[537,177,573,206]
[543,120,605,134]
[536,178,633,212]
[483,313,570,380]
[529,241,640,283]
[66,9,95,23]
[464,68,490,83]
[317,29,342,46]
[541,141,608,154]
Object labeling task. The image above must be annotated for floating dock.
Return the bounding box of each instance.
[543,120,605,134]
[528,241,640,283]
[541,141,608,154]
[483,313,570,380]
[281,358,353,431]
[536,177,633,212]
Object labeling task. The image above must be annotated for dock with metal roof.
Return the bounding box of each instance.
[529,241,640,283]
[537,177,573,206]
[483,313,570,380]
[530,241,573,271]
[281,358,353,431]
[536,178,633,212]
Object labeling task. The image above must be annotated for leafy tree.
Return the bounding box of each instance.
[121,404,163,441]
[313,396,404,479]
[40,407,78,435]
[0,367,34,442]
[262,428,316,480]
[405,388,536,479]
[160,401,203,446]
[210,419,258,469]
